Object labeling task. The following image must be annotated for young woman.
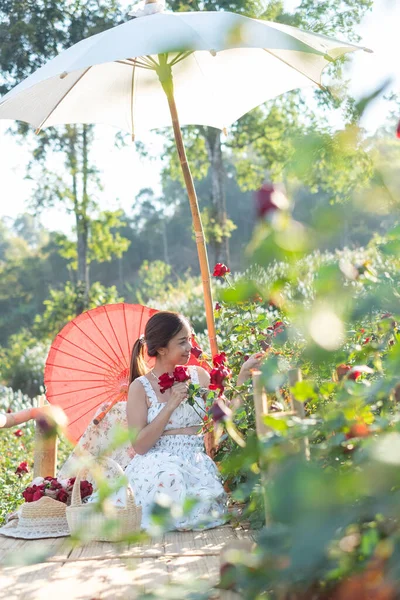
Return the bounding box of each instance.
[123,311,263,531]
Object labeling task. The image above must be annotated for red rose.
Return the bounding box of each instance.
[32,486,45,502]
[209,366,232,395]
[213,263,230,277]
[336,364,351,381]
[348,370,362,381]
[22,486,34,502]
[190,345,203,359]
[255,183,289,218]
[80,480,93,500]
[345,422,370,439]
[49,479,62,491]
[158,373,175,394]
[397,120,400,139]
[67,477,76,489]
[213,352,227,367]
[15,461,29,477]
[211,399,232,423]
[173,366,190,383]
[56,489,69,504]
[273,320,285,336]
[14,429,23,437]
[215,303,222,311]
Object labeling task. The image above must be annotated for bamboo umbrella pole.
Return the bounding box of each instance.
[157,57,218,357]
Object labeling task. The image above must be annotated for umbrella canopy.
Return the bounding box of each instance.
[0,11,369,134]
[0,8,371,357]
[44,303,205,443]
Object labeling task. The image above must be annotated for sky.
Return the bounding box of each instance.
[0,0,399,234]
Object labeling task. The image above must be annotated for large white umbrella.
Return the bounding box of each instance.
[0,3,371,355]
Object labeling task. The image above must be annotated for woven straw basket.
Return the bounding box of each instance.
[66,458,142,542]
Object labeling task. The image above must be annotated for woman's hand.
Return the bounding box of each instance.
[166,382,188,411]
[237,352,267,386]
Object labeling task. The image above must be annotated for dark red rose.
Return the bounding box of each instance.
[215,302,222,311]
[56,489,69,504]
[67,477,76,489]
[22,486,34,502]
[394,384,400,403]
[213,352,227,367]
[173,366,190,383]
[345,422,370,439]
[213,263,230,277]
[190,345,203,359]
[80,480,93,500]
[15,461,29,477]
[211,399,231,423]
[255,183,289,218]
[32,486,45,502]
[273,320,285,336]
[14,429,23,437]
[158,372,175,394]
[209,366,232,395]
[396,120,400,139]
[336,364,351,381]
[49,479,62,491]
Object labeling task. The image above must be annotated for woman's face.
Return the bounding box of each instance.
[160,322,192,365]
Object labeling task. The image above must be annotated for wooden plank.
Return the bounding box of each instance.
[167,554,220,585]
[0,557,169,599]
[67,536,164,560]
[233,528,257,543]
[0,537,71,564]
[164,526,237,556]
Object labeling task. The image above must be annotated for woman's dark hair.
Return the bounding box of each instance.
[129,311,190,384]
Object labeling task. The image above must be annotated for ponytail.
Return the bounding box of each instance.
[129,337,147,384]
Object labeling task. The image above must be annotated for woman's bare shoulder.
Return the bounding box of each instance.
[128,377,147,398]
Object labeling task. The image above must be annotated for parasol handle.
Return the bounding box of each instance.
[93,392,126,426]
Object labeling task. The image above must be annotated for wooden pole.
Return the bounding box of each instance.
[252,370,270,524]
[157,56,218,357]
[288,368,310,460]
[252,370,269,437]
[33,396,58,478]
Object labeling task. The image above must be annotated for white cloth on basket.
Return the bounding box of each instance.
[90,366,227,531]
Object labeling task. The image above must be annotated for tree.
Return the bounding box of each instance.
[0,0,129,314]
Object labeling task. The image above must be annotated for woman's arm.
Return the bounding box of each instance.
[127,379,188,455]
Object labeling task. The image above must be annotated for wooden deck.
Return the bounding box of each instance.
[0,524,255,599]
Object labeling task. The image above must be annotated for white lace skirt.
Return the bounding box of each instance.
[125,435,227,531]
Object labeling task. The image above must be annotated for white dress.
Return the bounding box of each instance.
[123,366,227,531]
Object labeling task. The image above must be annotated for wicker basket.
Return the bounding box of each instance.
[66,458,142,542]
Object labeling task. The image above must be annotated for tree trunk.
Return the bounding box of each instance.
[69,124,90,316]
[204,127,230,265]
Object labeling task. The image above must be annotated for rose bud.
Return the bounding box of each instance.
[190,345,203,359]
[345,422,370,439]
[255,182,289,219]
[213,263,230,277]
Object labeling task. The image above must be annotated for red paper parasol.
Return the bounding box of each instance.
[44,303,205,443]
